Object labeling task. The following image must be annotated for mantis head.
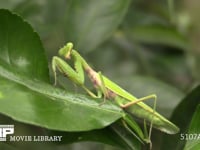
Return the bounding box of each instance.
[59,42,73,59]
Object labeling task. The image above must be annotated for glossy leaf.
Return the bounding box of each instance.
[184,105,200,150]
[0,9,49,82]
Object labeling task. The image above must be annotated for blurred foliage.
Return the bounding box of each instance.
[0,0,200,150]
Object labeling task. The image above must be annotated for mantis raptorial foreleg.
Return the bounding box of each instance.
[52,56,98,98]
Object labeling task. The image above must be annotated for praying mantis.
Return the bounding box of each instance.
[52,42,179,149]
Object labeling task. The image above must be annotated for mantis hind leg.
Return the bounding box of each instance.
[119,94,157,150]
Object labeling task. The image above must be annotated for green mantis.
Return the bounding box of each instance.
[52,42,179,149]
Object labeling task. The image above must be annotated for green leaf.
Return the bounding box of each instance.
[161,85,200,150]
[130,24,189,50]
[64,0,131,52]
[184,105,200,150]
[0,9,49,82]
[0,9,123,131]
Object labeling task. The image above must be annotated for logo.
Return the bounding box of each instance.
[0,125,14,141]
[0,125,62,142]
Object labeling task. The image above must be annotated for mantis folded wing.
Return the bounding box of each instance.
[52,42,179,149]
